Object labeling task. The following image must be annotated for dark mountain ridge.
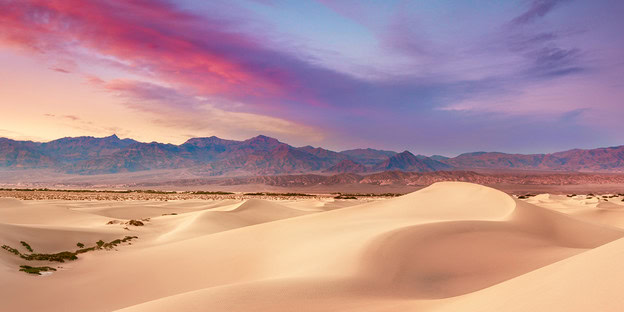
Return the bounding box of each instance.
[1,134,623,175]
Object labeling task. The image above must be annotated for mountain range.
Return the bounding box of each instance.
[1,134,624,175]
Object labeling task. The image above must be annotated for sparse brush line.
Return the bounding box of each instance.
[2,236,138,275]
[243,192,313,197]
[0,188,180,194]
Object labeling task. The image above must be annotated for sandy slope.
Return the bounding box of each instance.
[1,182,623,311]
[526,193,624,228]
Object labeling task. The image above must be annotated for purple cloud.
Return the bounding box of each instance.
[511,0,571,25]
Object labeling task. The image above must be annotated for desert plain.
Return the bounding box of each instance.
[1,182,623,311]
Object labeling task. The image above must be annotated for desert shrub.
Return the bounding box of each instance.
[127,220,144,226]
[191,191,234,195]
[19,265,57,275]
[76,247,96,254]
[244,192,312,197]
[22,251,78,262]
[2,245,20,255]
[4,235,139,276]
[99,236,137,250]
[76,243,84,248]
[136,190,176,194]
[20,241,34,253]
[334,195,357,199]
[336,193,402,197]
[122,236,138,242]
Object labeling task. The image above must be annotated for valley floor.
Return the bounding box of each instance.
[1,182,624,311]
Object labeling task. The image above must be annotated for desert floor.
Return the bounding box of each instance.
[1,182,624,311]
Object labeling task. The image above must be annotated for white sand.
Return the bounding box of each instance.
[1,182,623,311]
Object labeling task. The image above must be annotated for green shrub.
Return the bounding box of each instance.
[3,236,139,269]
[127,220,144,226]
[1,245,19,255]
[22,251,78,262]
[19,265,57,275]
[20,241,33,253]
[244,192,312,197]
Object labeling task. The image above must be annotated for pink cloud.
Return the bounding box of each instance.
[50,66,70,73]
[0,0,303,104]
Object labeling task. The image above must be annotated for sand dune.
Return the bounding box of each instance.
[527,193,624,229]
[435,236,624,312]
[1,182,623,311]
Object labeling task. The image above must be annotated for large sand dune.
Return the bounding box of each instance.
[1,182,623,311]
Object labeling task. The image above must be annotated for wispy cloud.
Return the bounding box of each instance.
[50,67,70,74]
[511,0,571,25]
[95,78,325,143]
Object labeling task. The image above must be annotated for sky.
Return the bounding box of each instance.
[0,0,623,156]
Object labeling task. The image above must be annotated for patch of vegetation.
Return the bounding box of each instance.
[20,241,33,253]
[334,193,403,198]
[76,246,96,254]
[0,188,184,194]
[190,191,234,195]
[102,236,137,250]
[567,194,577,197]
[129,220,144,226]
[125,220,144,226]
[162,213,178,216]
[21,251,78,262]
[334,195,357,199]
[243,192,313,197]
[518,194,537,199]
[2,235,139,272]
[19,265,57,275]
[0,188,133,193]
[1,245,19,255]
